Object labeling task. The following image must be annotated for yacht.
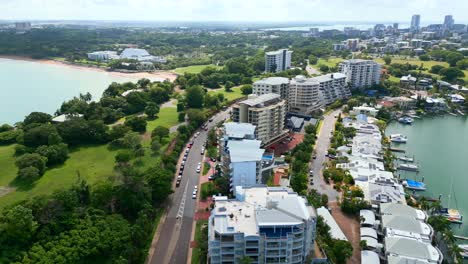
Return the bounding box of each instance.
[398,163,419,172]
[398,156,414,162]
[398,117,414,124]
[390,134,408,143]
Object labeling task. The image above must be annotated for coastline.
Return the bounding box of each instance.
[0,55,178,82]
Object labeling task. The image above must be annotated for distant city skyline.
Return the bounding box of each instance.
[2,0,468,23]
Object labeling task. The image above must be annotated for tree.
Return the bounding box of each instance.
[446,52,464,66]
[23,124,61,147]
[178,112,186,122]
[108,124,131,141]
[185,86,205,108]
[124,116,147,133]
[187,109,206,128]
[0,205,38,245]
[15,153,47,176]
[308,55,318,65]
[240,84,253,95]
[319,65,329,73]
[240,256,252,264]
[0,124,13,132]
[35,143,68,166]
[115,150,132,164]
[224,81,234,92]
[419,54,430,61]
[328,239,353,264]
[430,65,445,74]
[137,78,151,88]
[23,112,52,125]
[150,140,161,155]
[120,132,142,149]
[151,126,169,142]
[144,102,160,119]
[456,59,468,70]
[383,56,392,65]
[17,166,41,180]
[439,67,465,82]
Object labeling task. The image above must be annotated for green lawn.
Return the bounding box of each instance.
[202,162,211,175]
[0,144,118,208]
[146,107,180,133]
[173,65,221,75]
[317,57,344,68]
[209,86,245,102]
[191,220,208,264]
[375,57,468,82]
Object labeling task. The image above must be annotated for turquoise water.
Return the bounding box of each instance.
[0,58,138,124]
[386,116,468,236]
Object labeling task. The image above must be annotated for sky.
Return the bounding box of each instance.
[2,0,467,23]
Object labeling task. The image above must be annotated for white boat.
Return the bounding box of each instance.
[390,134,408,143]
[398,163,419,172]
[398,156,414,162]
[398,117,414,124]
[459,244,468,259]
[402,179,426,191]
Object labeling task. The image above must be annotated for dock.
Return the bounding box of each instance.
[389,147,406,153]
[454,235,468,241]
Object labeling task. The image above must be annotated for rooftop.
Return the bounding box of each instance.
[254,77,289,86]
[385,237,441,263]
[362,251,380,263]
[382,215,432,237]
[311,72,346,82]
[240,93,281,107]
[227,139,264,163]
[380,203,427,222]
[224,122,256,139]
[211,186,315,237]
[317,207,348,241]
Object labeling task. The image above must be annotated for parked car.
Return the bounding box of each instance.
[201,147,205,155]
[176,180,181,187]
[192,193,197,199]
[208,118,213,122]
[196,166,201,173]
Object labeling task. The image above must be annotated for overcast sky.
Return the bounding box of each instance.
[2,0,467,23]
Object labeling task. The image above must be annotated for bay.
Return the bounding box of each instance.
[386,115,468,236]
[0,58,139,124]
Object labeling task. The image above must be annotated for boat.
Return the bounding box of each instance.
[390,134,408,143]
[398,163,419,172]
[398,156,414,162]
[459,244,468,259]
[438,173,463,224]
[402,179,426,191]
[398,116,414,125]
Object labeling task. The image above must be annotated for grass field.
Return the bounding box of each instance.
[191,220,208,264]
[209,86,245,102]
[146,107,180,133]
[173,65,221,75]
[317,57,344,68]
[375,57,468,82]
[0,144,118,208]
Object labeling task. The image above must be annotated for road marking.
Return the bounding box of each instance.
[176,179,189,220]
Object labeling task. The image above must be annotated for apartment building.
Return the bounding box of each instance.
[208,186,317,264]
[265,49,293,73]
[288,75,323,115]
[253,77,290,100]
[339,59,382,89]
[311,73,351,105]
[220,123,263,188]
[231,94,287,146]
[87,51,119,61]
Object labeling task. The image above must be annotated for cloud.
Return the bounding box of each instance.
[1,0,467,23]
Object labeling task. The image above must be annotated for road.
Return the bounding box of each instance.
[149,108,230,264]
[309,109,341,201]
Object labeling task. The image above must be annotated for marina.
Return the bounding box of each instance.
[386,115,468,237]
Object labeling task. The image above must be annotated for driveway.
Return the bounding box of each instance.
[309,109,341,201]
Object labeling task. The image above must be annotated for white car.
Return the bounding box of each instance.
[198,162,201,166]
[196,132,200,137]
[194,185,198,190]
[201,148,205,155]
[192,193,197,199]
[196,166,201,173]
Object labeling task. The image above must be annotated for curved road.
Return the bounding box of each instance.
[149,108,230,264]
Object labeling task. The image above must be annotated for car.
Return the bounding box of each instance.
[181,161,185,165]
[210,157,217,162]
[185,148,190,153]
[176,180,181,187]
[201,148,205,155]
[208,118,213,122]
[192,194,197,199]
[208,175,214,180]
[183,156,187,161]
[196,132,200,137]
[179,171,183,176]
[194,185,198,190]
[196,166,201,173]
[192,190,197,195]
[313,155,317,159]
[198,162,201,166]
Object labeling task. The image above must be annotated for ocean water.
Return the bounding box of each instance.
[386,116,468,236]
[0,58,138,124]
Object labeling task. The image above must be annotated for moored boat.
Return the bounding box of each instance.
[439,208,463,224]
[402,179,426,191]
[398,116,414,124]
[390,134,408,143]
[398,156,414,162]
[398,163,419,172]
[459,244,468,259]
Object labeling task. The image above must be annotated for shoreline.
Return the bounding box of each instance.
[0,55,178,82]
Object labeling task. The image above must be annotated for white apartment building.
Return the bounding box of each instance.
[87,51,119,61]
[231,94,287,146]
[265,49,292,73]
[288,75,323,115]
[253,77,290,100]
[221,123,263,188]
[208,186,317,264]
[311,73,351,105]
[339,59,382,90]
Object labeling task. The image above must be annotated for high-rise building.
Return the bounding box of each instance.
[265,49,293,73]
[288,75,323,115]
[231,94,287,145]
[411,14,421,32]
[339,59,382,90]
[253,77,290,100]
[220,123,264,188]
[443,15,454,30]
[208,186,317,264]
[393,23,399,30]
[311,73,351,105]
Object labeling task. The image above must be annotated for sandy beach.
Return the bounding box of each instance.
[0,55,178,82]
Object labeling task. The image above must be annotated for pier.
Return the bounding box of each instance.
[388,147,406,153]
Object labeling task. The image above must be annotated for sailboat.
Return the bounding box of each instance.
[438,174,463,224]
